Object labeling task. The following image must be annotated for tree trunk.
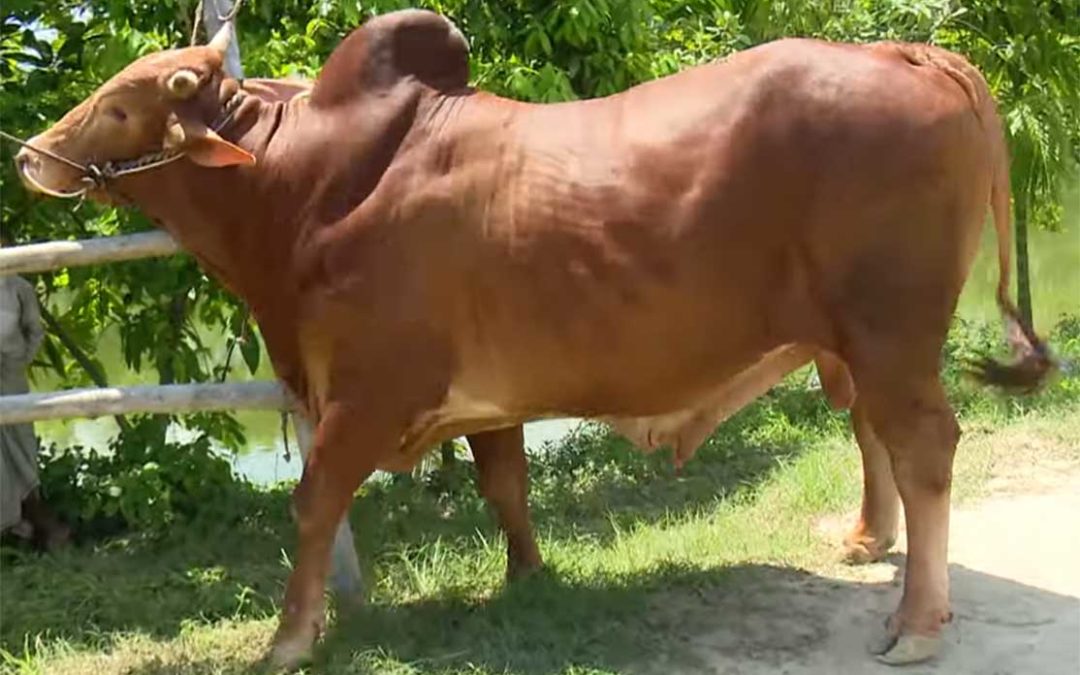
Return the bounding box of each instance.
[158,292,189,386]
[440,440,458,470]
[1015,195,1034,328]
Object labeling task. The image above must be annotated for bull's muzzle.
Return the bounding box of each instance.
[13,141,86,198]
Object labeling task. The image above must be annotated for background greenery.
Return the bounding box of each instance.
[1,0,1078,533]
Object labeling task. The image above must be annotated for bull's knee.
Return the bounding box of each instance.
[867,395,958,490]
[888,411,959,496]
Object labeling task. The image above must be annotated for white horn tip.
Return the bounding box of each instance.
[208,21,233,54]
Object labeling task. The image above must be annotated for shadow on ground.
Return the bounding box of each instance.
[120,558,1079,675]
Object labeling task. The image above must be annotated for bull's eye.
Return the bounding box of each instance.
[107,106,128,123]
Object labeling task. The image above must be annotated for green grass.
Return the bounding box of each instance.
[4,395,1079,674]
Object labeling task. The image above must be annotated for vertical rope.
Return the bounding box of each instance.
[190,0,203,46]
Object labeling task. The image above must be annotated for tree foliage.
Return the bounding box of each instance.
[0,1,1077,529]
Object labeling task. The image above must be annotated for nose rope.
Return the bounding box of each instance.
[1,89,248,197]
[0,130,91,173]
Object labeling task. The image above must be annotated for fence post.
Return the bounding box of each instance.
[291,412,365,605]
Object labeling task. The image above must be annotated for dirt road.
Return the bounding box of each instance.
[655,470,1080,675]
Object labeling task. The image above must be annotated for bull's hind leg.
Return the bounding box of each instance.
[843,400,901,564]
[467,425,543,580]
[849,349,959,665]
[268,402,386,670]
[814,352,901,563]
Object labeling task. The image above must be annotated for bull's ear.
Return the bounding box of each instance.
[185,127,256,168]
[390,11,470,91]
[165,116,255,168]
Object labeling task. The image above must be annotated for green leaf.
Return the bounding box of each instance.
[240,330,261,375]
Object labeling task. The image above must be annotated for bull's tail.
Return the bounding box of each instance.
[958,57,1058,394]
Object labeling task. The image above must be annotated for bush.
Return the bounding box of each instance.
[38,416,261,539]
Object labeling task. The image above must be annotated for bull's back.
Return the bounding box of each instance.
[383,39,994,415]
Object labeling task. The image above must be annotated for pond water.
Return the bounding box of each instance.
[32,186,1079,485]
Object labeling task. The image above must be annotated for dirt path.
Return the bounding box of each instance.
[657,470,1080,675]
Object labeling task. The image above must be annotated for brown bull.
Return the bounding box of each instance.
[14,9,1055,669]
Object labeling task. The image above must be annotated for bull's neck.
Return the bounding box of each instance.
[115,98,308,390]
[120,98,303,305]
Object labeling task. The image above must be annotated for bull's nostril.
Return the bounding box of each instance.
[14,151,34,175]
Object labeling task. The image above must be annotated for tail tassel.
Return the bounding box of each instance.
[964,309,1058,395]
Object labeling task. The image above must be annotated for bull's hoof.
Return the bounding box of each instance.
[506,562,544,584]
[842,533,895,565]
[264,642,312,673]
[872,633,942,665]
[265,614,324,672]
[868,614,944,667]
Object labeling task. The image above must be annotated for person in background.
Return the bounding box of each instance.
[0,234,70,551]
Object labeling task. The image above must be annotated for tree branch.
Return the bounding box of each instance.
[37,301,133,434]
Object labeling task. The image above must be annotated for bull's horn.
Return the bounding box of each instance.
[208,21,233,56]
[166,69,201,98]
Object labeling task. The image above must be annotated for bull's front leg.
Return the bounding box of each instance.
[268,401,391,669]
[293,412,365,606]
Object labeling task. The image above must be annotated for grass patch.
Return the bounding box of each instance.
[4,403,1078,674]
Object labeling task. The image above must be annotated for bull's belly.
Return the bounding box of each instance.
[387,343,813,471]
